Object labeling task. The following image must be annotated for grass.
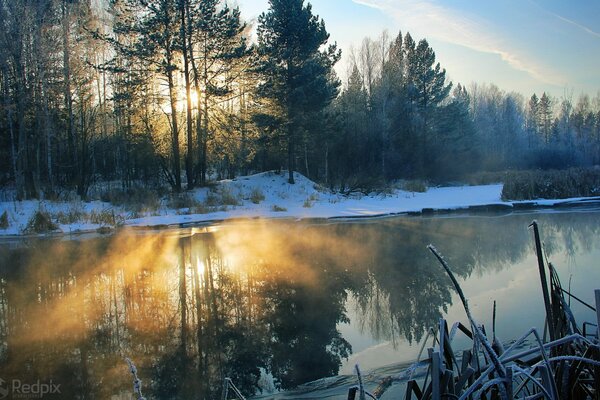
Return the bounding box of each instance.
[249,188,265,204]
[302,193,318,208]
[89,209,123,226]
[0,211,8,229]
[24,210,59,234]
[205,186,242,207]
[54,203,85,224]
[501,168,600,200]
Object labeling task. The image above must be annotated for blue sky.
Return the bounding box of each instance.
[234,0,600,98]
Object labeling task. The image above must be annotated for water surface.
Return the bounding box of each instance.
[1,211,599,399]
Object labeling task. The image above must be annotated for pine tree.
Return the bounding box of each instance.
[404,36,451,177]
[331,64,368,188]
[256,0,340,184]
[527,94,539,142]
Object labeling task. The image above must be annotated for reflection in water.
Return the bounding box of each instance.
[0,211,599,398]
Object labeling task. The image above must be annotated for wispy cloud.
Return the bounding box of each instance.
[352,0,566,87]
[546,11,600,39]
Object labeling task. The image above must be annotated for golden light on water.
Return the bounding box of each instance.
[4,214,600,398]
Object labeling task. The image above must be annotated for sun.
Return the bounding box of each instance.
[177,88,200,109]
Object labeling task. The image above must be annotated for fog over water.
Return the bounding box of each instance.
[1,210,599,398]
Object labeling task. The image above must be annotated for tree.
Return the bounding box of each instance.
[409,39,452,176]
[330,64,368,188]
[113,0,183,192]
[527,93,540,145]
[538,92,553,144]
[190,0,249,185]
[256,0,340,184]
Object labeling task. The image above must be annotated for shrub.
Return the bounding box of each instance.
[167,193,201,210]
[0,211,8,229]
[250,188,266,204]
[101,187,162,213]
[220,187,241,206]
[191,203,210,214]
[400,180,428,193]
[24,210,59,234]
[338,173,388,195]
[271,205,287,212]
[204,186,241,207]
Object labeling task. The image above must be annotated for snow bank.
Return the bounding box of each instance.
[0,171,596,237]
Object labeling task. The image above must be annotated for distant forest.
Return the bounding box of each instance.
[1,0,600,200]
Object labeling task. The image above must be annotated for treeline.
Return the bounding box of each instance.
[335,32,600,188]
[1,0,599,201]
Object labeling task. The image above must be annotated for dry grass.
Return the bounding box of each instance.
[501,168,600,200]
[0,211,8,229]
[24,210,59,234]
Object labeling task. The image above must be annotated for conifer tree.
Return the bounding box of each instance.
[538,92,553,143]
[256,0,340,184]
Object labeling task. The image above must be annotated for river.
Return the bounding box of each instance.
[0,210,599,399]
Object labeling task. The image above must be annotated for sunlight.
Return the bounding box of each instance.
[190,90,199,108]
[177,88,199,109]
[196,258,205,276]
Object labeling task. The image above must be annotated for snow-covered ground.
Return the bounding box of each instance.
[0,171,597,237]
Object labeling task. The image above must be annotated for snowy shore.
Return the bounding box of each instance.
[1,171,599,237]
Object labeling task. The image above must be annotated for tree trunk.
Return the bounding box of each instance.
[286,63,295,184]
[180,0,194,189]
[287,123,295,184]
[62,0,77,188]
[1,65,20,198]
[166,53,182,192]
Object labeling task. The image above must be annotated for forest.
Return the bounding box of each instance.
[1,0,600,201]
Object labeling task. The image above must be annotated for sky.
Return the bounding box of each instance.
[233,0,600,98]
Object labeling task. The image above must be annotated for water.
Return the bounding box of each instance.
[0,211,599,399]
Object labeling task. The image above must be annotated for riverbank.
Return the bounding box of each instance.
[2,171,600,237]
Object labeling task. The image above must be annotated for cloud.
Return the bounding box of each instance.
[351,0,566,87]
[548,11,600,39]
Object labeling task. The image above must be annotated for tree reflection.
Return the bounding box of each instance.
[0,212,599,398]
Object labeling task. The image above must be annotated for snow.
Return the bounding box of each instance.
[0,171,597,237]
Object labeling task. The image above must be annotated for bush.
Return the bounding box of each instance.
[0,211,8,229]
[271,205,287,212]
[249,188,266,204]
[100,186,162,213]
[205,186,241,207]
[400,180,428,193]
[338,173,388,195]
[219,187,242,206]
[501,168,600,200]
[167,193,201,210]
[24,210,59,234]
